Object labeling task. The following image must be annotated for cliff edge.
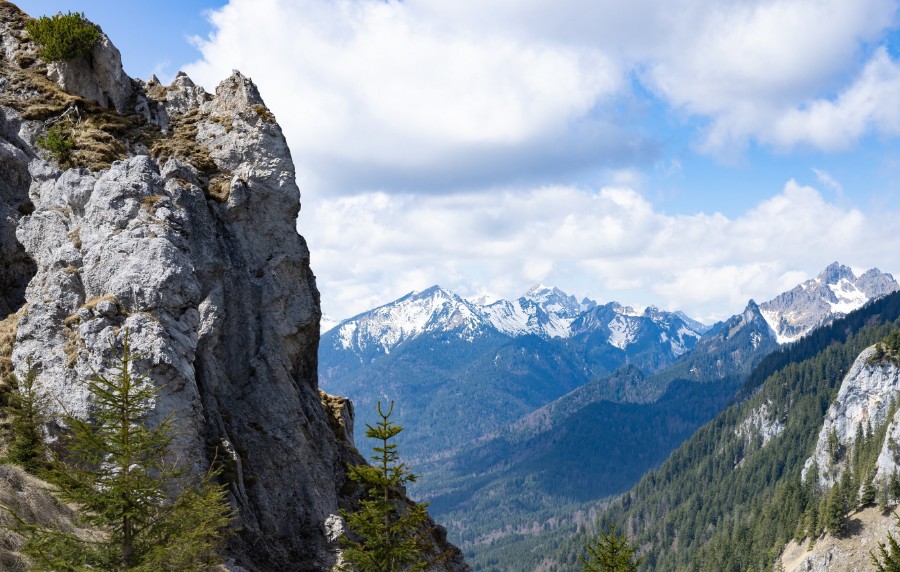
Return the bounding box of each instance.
[0,2,467,570]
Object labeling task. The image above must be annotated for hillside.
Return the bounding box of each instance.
[417,299,779,569]
[581,290,900,572]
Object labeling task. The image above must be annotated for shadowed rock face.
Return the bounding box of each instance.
[0,106,36,318]
[0,2,468,570]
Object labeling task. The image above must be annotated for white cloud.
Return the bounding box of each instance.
[812,168,844,196]
[769,48,900,150]
[185,0,627,193]
[184,0,900,184]
[179,0,900,323]
[303,181,898,323]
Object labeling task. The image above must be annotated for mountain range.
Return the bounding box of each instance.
[318,262,899,569]
[320,284,708,458]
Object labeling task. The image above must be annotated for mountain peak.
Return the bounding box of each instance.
[760,263,899,344]
[816,262,855,284]
[520,285,584,319]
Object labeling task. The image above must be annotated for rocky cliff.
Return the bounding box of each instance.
[803,345,900,488]
[0,2,466,570]
[788,344,900,570]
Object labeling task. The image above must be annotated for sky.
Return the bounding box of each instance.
[14,0,900,324]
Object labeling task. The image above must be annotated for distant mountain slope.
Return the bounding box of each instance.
[319,285,705,458]
[760,262,898,343]
[416,264,898,570]
[318,263,900,570]
[582,290,900,572]
[416,300,779,568]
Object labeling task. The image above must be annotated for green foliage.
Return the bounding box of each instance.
[868,329,900,366]
[35,124,75,163]
[4,359,49,472]
[824,480,848,536]
[16,332,233,570]
[579,526,641,572]
[339,401,434,571]
[873,513,900,571]
[587,291,900,571]
[24,11,99,62]
[826,427,842,463]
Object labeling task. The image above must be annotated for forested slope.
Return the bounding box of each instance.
[578,290,900,571]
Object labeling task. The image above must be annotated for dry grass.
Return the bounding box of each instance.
[61,324,80,369]
[140,195,166,216]
[0,61,80,121]
[205,175,231,203]
[319,389,354,446]
[82,295,117,311]
[252,104,275,123]
[149,108,218,178]
[0,464,102,570]
[67,226,81,249]
[2,6,219,177]
[0,307,25,386]
[207,114,233,133]
[0,48,147,172]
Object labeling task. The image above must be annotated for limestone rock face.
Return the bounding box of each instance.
[803,346,900,488]
[46,33,134,113]
[0,106,36,317]
[0,3,467,570]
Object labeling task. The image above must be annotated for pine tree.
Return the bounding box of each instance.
[827,428,842,463]
[339,401,434,571]
[579,525,642,572]
[4,358,49,472]
[862,471,878,507]
[824,484,846,536]
[14,332,233,570]
[873,513,900,571]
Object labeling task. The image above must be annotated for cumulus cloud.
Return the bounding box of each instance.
[768,48,900,150]
[303,181,898,323]
[185,0,900,182]
[185,0,634,193]
[179,0,900,322]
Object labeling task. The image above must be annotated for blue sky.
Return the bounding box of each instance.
[14,1,900,323]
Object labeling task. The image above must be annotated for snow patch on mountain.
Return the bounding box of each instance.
[335,287,483,353]
[608,315,640,349]
[827,278,869,314]
[331,284,709,359]
[482,298,572,339]
[760,263,899,344]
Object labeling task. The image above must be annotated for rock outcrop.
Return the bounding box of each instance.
[0,2,467,570]
[46,32,133,113]
[803,345,900,488]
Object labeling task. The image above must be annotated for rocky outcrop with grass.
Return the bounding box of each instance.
[0,2,467,570]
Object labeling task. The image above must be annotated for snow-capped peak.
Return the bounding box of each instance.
[759,263,899,344]
[521,284,586,318]
[335,286,484,353]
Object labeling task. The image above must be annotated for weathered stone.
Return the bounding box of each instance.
[46,33,134,113]
[0,3,468,570]
[803,346,900,488]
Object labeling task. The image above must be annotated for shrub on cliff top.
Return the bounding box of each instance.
[25,11,99,63]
